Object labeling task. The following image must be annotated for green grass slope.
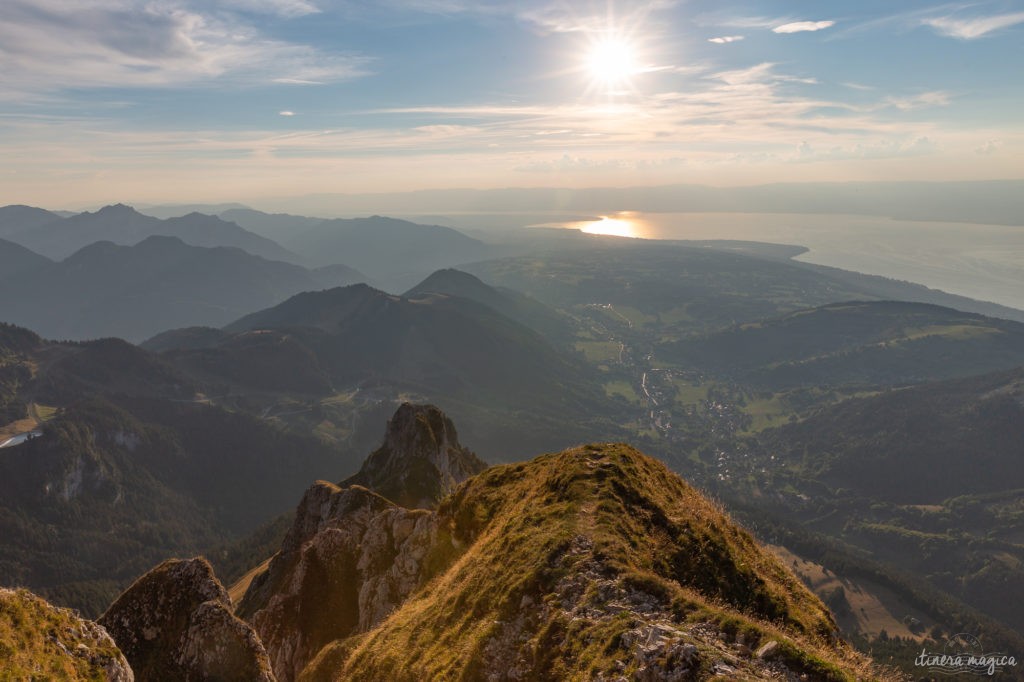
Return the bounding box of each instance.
[662,301,1024,388]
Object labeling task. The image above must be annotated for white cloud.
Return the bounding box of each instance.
[378,0,680,34]
[884,91,951,111]
[708,35,744,44]
[219,0,320,18]
[975,139,1002,155]
[773,21,835,34]
[923,12,1024,39]
[279,110,296,116]
[0,0,368,96]
[794,137,936,162]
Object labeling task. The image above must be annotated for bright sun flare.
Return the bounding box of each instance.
[584,38,640,89]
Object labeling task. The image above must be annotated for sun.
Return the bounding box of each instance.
[583,36,641,91]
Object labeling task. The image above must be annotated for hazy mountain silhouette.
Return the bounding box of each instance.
[4,204,304,264]
[0,237,52,281]
[0,205,66,239]
[218,207,329,241]
[0,236,366,341]
[282,215,495,289]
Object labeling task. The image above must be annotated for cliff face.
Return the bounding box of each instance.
[236,482,446,682]
[340,402,488,509]
[99,557,275,682]
[234,402,487,681]
[0,587,133,681]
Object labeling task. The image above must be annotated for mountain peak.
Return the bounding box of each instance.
[95,203,139,216]
[408,267,490,294]
[342,402,487,509]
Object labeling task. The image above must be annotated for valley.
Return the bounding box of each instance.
[0,203,1021,679]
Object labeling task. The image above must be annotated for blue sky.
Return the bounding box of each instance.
[2,0,1023,206]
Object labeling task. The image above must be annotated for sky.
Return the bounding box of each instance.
[2,0,1023,207]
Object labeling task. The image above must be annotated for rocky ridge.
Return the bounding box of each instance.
[237,403,484,681]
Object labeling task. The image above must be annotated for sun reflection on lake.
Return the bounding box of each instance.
[528,211,649,238]
[581,216,637,238]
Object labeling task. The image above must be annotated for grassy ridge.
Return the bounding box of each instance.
[303,444,890,681]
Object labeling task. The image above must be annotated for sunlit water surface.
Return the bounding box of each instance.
[533,212,1024,311]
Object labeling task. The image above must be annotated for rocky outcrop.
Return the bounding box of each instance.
[99,557,275,682]
[237,482,448,682]
[231,403,482,681]
[0,587,133,681]
[341,402,487,509]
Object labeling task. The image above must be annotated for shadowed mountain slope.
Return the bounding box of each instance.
[661,300,1024,388]
[0,326,364,617]
[0,237,52,282]
[405,268,575,345]
[221,284,600,411]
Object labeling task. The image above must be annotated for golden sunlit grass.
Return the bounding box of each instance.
[0,588,124,680]
[301,444,898,681]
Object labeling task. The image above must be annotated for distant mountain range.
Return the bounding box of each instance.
[0,205,66,237]
[0,235,365,341]
[0,203,302,263]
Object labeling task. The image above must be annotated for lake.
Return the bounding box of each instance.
[533,212,1024,311]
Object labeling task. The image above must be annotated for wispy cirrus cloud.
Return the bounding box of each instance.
[0,0,367,97]
[218,0,321,18]
[708,35,744,44]
[773,20,835,34]
[375,0,680,34]
[884,91,951,111]
[923,11,1024,39]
